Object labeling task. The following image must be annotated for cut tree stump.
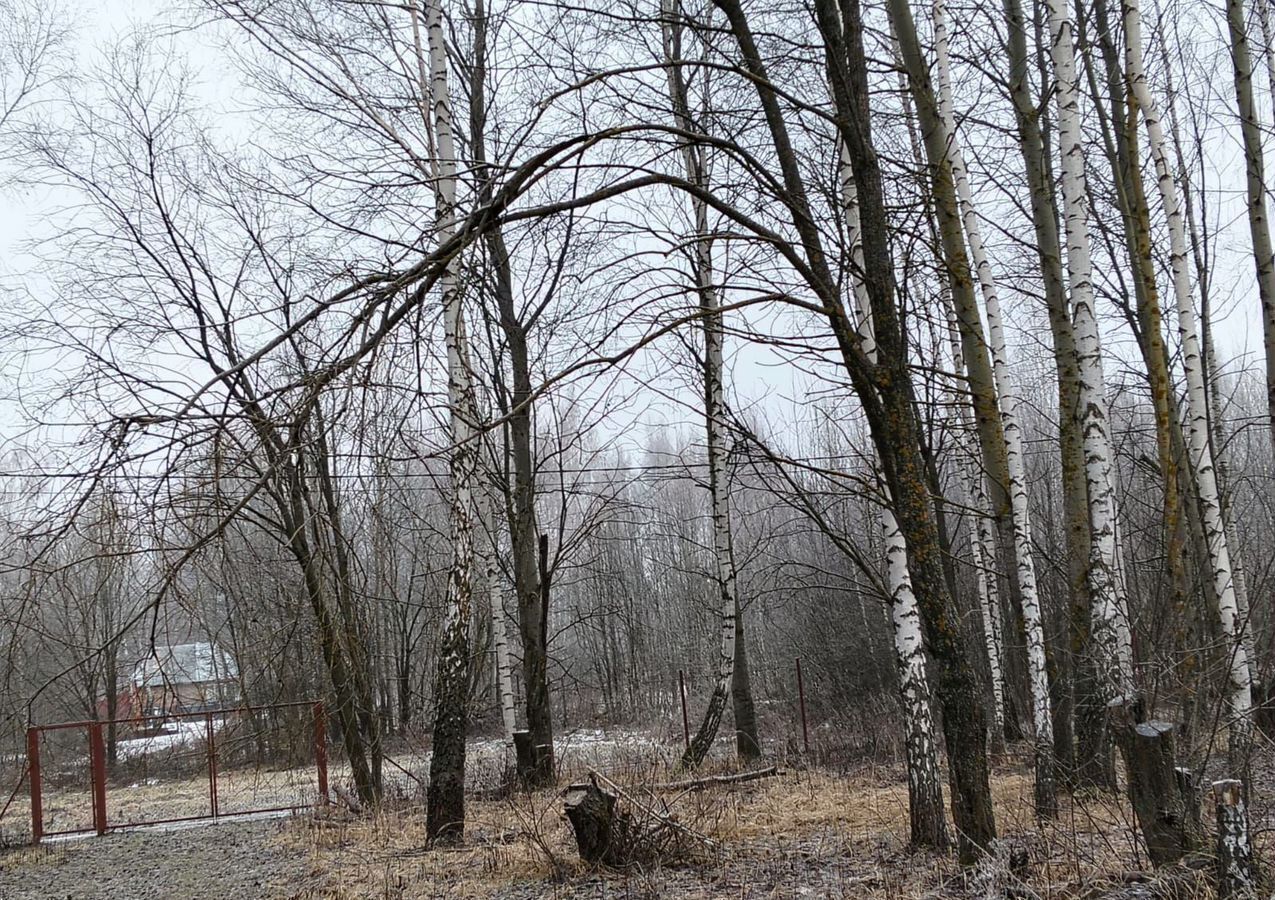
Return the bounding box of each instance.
[563,779,630,866]
[1110,707,1202,867]
[1213,779,1255,899]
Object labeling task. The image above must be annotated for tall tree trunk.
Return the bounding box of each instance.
[1002,0,1101,786]
[468,0,554,786]
[842,154,949,849]
[422,0,477,843]
[1044,0,1135,707]
[664,2,759,769]
[1123,0,1254,761]
[817,0,997,861]
[1225,0,1275,461]
[929,0,1055,816]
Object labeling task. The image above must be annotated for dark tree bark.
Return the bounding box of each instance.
[707,0,996,861]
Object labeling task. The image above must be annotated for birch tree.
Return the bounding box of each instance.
[662,0,760,769]
[1122,0,1254,757]
[1224,0,1275,459]
[1044,0,1135,704]
[929,0,1055,814]
[420,0,479,842]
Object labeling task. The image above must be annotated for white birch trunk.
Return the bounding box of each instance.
[1045,0,1135,702]
[942,293,1007,742]
[842,160,946,844]
[420,0,478,839]
[662,4,743,767]
[933,0,1052,800]
[1123,0,1253,747]
[478,489,518,740]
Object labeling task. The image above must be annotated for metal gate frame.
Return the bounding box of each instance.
[27,700,328,842]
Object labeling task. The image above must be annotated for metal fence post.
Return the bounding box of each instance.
[205,712,219,819]
[26,727,41,844]
[678,670,690,751]
[89,722,107,835]
[796,657,810,755]
[313,702,329,805]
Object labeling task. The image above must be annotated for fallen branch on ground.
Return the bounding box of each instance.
[648,765,780,792]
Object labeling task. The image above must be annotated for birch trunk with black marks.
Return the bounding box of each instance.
[1123,0,1254,760]
[843,156,948,849]
[1001,0,1101,787]
[663,2,759,768]
[931,0,1054,815]
[422,0,477,843]
[717,0,996,860]
[883,5,1022,719]
[1044,0,1135,705]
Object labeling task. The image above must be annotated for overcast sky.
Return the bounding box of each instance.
[2,0,1272,474]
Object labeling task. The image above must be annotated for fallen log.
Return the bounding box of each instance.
[649,765,780,792]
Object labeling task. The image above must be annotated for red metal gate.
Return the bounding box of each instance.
[26,701,328,842]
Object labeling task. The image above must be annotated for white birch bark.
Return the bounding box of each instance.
[1045,0,1135,703]
[478,488,518,740]
[1123,0,1253,746]
[841,159,945,838]
[420,0,478,838]
[662,3,742,766]
[933,0,1052,790]
[942,294,1007,741]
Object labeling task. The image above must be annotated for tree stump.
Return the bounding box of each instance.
[1110,708,1202,866]
[563,780,630,865]
[1213,779,1255,899]
[514,730,552,786]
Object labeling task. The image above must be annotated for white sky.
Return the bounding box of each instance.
[1,0,1272,474]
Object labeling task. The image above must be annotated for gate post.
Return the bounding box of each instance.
[206,712,219,819]
[26,727,41,844]
[89,722,107,835]
[313,702,328,805]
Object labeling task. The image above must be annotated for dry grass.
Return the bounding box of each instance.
[271,757,1218,899]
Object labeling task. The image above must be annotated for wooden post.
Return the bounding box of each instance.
[796,657,809,754]
[26,727,42,843]
[313,702,329,805]
[678,670,690,751]
[89,722,107,835]
[1213,779,1255,898]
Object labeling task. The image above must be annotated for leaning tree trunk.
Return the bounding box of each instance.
[718,0,996,860]
[422,0,477,843]
[663,3,760,769]
[1044,0,1135,705]
[1225,0,1275,463]
[1123,0,1254,761]
[930,0,1055,816]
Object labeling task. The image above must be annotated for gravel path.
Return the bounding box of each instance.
[0,817,309,899]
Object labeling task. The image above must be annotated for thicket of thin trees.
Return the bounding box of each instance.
[2,0,1275,864]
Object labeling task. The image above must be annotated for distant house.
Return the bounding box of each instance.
[131,643,240,716]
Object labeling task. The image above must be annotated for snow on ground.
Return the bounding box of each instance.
[114,717,226,760]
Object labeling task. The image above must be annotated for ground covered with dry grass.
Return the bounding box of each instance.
[3,739,1272,898]
[277,757,1227,899]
